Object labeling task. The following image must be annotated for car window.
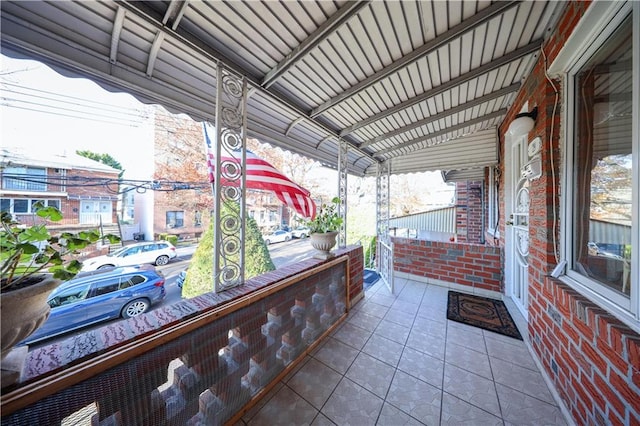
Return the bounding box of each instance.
[48,284,90,308]
[141,244,156,252]
[120,275,146,289]
[121,246,141,257]
[92,279,120,296]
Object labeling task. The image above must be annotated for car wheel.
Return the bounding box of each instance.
[122,299,150,318]
[155,255,170,266]
[97,264,114,270]
[286,236,291,241]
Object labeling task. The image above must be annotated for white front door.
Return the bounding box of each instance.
[80,201,113,224]
[505,135,530,319]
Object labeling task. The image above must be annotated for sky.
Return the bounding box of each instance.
[1,53,453,206]
[1,54,155,179]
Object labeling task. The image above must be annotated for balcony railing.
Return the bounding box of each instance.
[79,212,113,225]
[1,178,46,192]
[1,250,362,425]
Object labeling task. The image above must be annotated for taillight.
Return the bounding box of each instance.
[154,279,165,287]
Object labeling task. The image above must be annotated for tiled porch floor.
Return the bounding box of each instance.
[239,277,568,426]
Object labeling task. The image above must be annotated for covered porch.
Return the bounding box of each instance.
[1,1,638,425]
[242,276,564,425]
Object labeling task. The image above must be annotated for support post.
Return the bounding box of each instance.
[213,64,247,292]
[337,139,348,248]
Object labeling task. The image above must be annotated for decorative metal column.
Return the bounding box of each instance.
[376,161,394,293]
[376,161,390,243]
[213,64,247,292]
[337,139,348,248]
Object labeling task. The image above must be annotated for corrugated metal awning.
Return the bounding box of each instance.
[0,1,563,177]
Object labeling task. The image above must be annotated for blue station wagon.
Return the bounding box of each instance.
[21,265,166,345]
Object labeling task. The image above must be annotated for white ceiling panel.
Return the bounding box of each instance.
[1,0,563,177]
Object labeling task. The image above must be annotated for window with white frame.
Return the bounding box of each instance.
[0,198,61,214]
[166,211,184,228]
[562,2,638,323]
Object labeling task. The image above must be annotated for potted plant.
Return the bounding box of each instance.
[1,203,119,385]
[306,197,344,260]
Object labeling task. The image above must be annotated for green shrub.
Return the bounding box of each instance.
[167,235,178,246]
[364,235,377,269]
[181,203,275,298]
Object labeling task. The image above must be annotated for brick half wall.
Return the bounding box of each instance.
[392,237,502,295]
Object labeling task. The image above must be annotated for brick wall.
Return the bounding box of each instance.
[499,1,639,424]
[392,237,502,294]
[455,181,484,244]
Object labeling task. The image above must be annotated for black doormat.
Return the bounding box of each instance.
[447,291,523,340]
[363,268,381,290]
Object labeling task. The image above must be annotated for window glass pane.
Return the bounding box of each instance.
[93,280,119,296]
[0,199,10,212]
[48,199,61,210]
[573,15,633,298]
[13,199,28,213]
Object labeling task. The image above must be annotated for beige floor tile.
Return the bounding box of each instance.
[374,319,411,344]
[313,337,359,374]
[322,378,384,426]
[362,333,404,367]
[445,341,493,380]
[247,385,318,426]
[287,358,342,409]
[345,352,395,398]
[332,322,373,350]
[397,346,444,389]
[443,364,501,417]
[440,392,503,425]
[377,402,426,425]
[497,383,567,426]
[490,357,556,404]
[386,370,442,424]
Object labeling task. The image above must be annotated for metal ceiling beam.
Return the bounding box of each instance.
[376,109,506,157]
[109,6,126,64]
[359,83,520,149]
[116,1,378,164]
[340,39,542,137]
[163,0,190,30]
[146,32,165,77]
[261,1,370,89]
[247,121,369,177]
[311,0,521,118]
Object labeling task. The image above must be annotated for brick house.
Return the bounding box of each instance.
[0,147,120,228]
[2,2,639,425]
[143,106,294,240]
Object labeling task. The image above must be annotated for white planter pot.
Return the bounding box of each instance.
[1,277,60,359]
[310,231,339,260]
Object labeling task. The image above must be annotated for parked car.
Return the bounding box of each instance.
[262,229,292,245]
[82,241,177,271]
[291,226,310,239]
[20,265,166,345]
[176,270,187,289]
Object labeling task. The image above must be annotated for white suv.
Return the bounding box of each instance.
[82,241,177,271]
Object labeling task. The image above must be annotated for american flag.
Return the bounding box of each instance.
[203,124,316,219]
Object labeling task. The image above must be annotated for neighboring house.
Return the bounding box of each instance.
[0,147,120,228]
[139,106,292,240]
[248,190,291,233]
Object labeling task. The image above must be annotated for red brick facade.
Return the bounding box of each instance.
[498,2,639,424]
[393,238,502,294]
[455,181,484,244]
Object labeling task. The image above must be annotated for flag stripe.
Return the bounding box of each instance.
[204,124,316,219]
